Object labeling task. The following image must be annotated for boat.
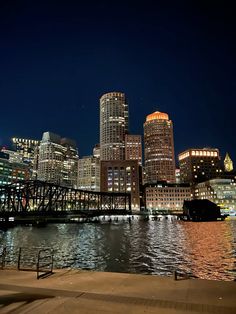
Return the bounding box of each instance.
[182,199,224,221]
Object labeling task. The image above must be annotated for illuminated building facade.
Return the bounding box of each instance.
[0,152,30,185]
[77,156,100,191]
[38,132,64,185]
[100,92,128,161]
[194,178,236,212]
[145,182,192,212]
[37,132,78,187]
[144,111,176,183]
[175,168,180,183]
[100,160,140,209]
[178,148,222,184]
[12,137,39,165]
[61,137,79,188]
[224,153,233,172]
[125,134,142,165]
[1,148,23,163]
[32,146,39,180]
[11,137,39,179]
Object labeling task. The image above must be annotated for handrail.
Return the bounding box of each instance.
[1,245,53,278]
[37,248,54,279]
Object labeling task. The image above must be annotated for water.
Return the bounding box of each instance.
[1,218,236,281]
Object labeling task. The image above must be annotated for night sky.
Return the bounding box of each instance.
[0,1,235,164]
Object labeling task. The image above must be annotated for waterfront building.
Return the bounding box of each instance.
[37,132,78,187]
[12,137,39,165]
[145,182,192,213]
[77,155,100,191]
[0,151,30,185]
[194,178,236,212]
[100,92,128,161]
[125,134,142,165]
[100,160,140,209]
[224,153,233,172]
[178,148,222,184]
[144,111,176,184]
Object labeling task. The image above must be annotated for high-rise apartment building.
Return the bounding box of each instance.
[125,134,142,165]
[144,111,176,184]
[77,156,100,191]
[100,92,128,161]
[37,132,78,187]
[178,148,222,184]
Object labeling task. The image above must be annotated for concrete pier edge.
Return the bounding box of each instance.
[0,269,236,313]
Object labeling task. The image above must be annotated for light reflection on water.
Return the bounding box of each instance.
[0,219,235,281]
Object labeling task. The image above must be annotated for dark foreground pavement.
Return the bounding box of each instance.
[0,269,235,313]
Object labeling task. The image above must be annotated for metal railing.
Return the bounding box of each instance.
[37,248,54,279]
[17,246,54,279]
[18,247,39,271]
[0,245,53,279]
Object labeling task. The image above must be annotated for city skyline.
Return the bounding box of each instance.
[0,1,235,161]
[1,92,234,164]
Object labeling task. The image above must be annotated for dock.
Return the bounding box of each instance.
[0,269,235,313]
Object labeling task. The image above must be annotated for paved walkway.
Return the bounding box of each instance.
[0,269,235,313]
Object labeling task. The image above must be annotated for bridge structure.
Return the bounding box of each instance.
[0,180,131,223]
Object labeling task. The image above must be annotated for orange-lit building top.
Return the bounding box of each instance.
[146,111,169,122]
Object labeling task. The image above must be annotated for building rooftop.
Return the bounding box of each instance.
[146,111,169,122]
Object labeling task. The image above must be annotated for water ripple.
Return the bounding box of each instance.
[0,220,236,280]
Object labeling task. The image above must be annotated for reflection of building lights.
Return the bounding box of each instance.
[182,222,234,280]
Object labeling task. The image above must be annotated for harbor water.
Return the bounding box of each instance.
[1,217,236,281]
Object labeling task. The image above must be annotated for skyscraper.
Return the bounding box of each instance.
[37,132,78,187]
[100,92,128,161]
[144,111,176,183]
[38,132,65,185]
